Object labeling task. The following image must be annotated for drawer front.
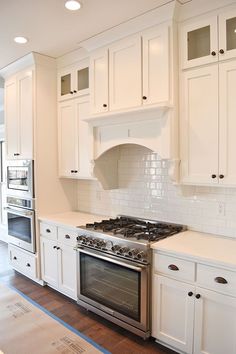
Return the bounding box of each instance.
[40,222,57,240]
[9,244,37,278]
[197,264,236,296]
[154,253,195,282]
[58,227,78,247]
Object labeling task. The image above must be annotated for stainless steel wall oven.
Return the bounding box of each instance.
[6,160,34,198]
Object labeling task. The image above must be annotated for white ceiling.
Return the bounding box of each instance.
[0,0,175,70]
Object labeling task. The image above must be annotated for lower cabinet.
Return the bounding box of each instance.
[40,237,77,300]
[8,243,37,280]
[152,254,236,354]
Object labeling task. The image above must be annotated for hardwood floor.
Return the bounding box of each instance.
[0,241,177,354]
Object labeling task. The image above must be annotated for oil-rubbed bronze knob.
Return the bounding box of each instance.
[70,91,73,94]
[196,294,201,299]
[211,174,217,179]
[142,96,147,100]
[168,264,179,271]
[219,174,224,179]
[215,277,227,284]
[103,104,107,108]
[188,291,193,297]
[219,49,225,54]
[211,51,216,56]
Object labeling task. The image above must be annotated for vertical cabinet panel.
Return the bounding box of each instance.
[152,275,194,354]
[219,9,236,61]
[18,70,33,159]
[58,243,77,299]
[40,237,58,288]
[143,25,169,105]
[109,35,142,111]
[194,287,236,354]
[5,77,19,159]
[180,16,218,69]
[90,48,109,114]
[219,60,236,185]
[180,65,219,184]
[58,101,78,177]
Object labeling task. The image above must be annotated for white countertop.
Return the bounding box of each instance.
[38,211,110,229]
[152,230,236,269]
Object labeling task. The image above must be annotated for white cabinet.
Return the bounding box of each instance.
[58,95,93,179]
[89,23,171,116]
[194,287,236,354]
[180,65,218,185]
[109,35,142,111]
[181,60,236,186]
[5,70,33,160]
[40,223,77,299]
[180,8,236,69]
[58,60,89,101]
[152,275,194,354]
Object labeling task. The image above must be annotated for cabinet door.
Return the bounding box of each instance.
[5,77,19,159]
[219,9,236,61]
[180,65,219,185]
[75,96,93,178]
[152,275,194,354]
[109,35,142,111]
[219,60,236,186]
[40,237,58,288]
[58,68,73,101]
[90,48,109,114]
[194,287,236,354]
[58,243,77,299]
[17,70,33,159]
[58,100,78,177]
[74,60,89,97]
[142,24,169,105]
[180,16,218,69]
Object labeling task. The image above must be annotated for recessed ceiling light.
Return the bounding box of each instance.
[14,36,28,44]
[65,0,81,11]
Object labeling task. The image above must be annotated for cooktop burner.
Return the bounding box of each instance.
[86,216,184,242]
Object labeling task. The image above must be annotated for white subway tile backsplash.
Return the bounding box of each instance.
[77,145,236,239]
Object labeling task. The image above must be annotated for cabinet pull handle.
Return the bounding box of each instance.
[74,170,78,173]
[57,247,60,250]
[26,263,31,267]
[14,153,20,156]
[195,294,201,299]
[219,174,224,179]
[73,90,77,93]
[103,104,107,108]
[219,49,225,54]
[188,291,193,297]
[142,96,147,100]
[215,277,228,284]
[53,245,57,249]
[46,229,51,233]
[70,91,73,94]
[168,264,179,271]
[211,174,217,179]
[65,234,70,239]
[13,256,17,260]
[211,51,216,56]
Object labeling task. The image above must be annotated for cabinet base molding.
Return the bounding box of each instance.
[155,339,184,354]
[45,283,77,301]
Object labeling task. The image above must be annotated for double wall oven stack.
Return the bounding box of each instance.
[6,160,36,253]
[75,216,185,338]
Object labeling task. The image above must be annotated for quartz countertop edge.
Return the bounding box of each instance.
[151,230,236,270]
[38,211,111,229]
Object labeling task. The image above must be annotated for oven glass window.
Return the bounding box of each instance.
[7,167,29,191]
[8,213,31,243]
[80,253,141,321]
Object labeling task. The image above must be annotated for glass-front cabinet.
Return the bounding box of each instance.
[58,60,89,101]
[181,9,236,69]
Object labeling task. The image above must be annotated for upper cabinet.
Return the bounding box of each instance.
[58,59,89,101]
[5,69,33,160]
[180,9,236,69]
[89,23,171,116]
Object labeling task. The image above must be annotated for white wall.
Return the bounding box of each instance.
[77,145,236,239]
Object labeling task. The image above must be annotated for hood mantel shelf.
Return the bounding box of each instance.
[83,102,173,127]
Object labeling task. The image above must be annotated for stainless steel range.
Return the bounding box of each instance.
[75,216,185,339]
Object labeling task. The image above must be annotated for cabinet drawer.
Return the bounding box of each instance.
[154,253,195,282]
[9,244,37,279]
[197,264,236,296]
[58,227,78,247]
[40,222,57,240]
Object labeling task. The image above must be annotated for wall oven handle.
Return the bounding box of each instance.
[4,206,33,217]
[76,246,146,272]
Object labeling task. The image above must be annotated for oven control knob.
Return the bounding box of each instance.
[106,240,113,250]
[88,238,96,245]
[77,235,86,242]
[137,251,147,260]
[119,247,130,255]
[111,245,120,253]
[96,240,106,248]
[128,249,140,258]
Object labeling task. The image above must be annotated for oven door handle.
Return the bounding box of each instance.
[76,246,146,272]
[4,206,33,217]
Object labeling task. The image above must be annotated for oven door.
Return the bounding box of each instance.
[7,161,34,198]
[77,247,149,332]
[6,206,36,253]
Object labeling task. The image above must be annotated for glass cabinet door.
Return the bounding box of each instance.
[60,73,72,97]
[219,10,236,61]
[181,16,218,69]
[76,67,89,92]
